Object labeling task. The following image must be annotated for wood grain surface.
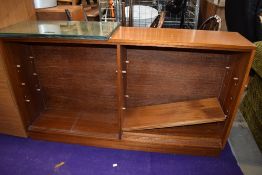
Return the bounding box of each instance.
[0,0,35,137]
[123,98,225,131]
[32,44,117,112]
[110,27,255,51]
[0,23,255,155]
[29,109,119,139]
[126,46,230,107]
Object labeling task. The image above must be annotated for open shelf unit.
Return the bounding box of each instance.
[0,27,255,155]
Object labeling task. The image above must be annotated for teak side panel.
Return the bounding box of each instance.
[126,47,229,107]
[123,98,225,131]
[0,51,26,137]
[220,51,256,147]
[0,0,36,137]
[3,43,45,126]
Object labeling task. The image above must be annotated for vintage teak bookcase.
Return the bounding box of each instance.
[0,22,255,156]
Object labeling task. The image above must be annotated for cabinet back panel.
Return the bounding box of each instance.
[32,45,117,115]
[126,47,230,107]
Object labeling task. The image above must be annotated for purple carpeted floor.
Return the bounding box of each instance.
[0,134,243,175]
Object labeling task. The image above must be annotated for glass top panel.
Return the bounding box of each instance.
[0,21,120,40]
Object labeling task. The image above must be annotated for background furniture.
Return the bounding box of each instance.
[36,5,99,21]
[199,0,226,31]
[240,41,262,151]
[225,0,262,42]
[99,0,200,28]
[0,22,255,155]
[34,0,57,9]
[57,0,80,5]
[36,5,84,21]
[199,14,221,30]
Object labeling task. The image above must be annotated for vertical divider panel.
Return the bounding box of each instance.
[21,45,45,124]
[28,45,46,112]
[116,44,126,139]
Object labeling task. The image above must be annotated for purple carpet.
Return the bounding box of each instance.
[0,134,243,175]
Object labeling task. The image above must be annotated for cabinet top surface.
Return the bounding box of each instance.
[0,21,255,51]
[0,21,120,40]
[110,27,255,51]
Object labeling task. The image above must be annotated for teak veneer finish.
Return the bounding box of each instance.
[123,98,225,131]
[110,27,254,51]
[0,0,35,137]
[0,27,255,156]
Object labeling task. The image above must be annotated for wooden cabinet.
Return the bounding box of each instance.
[0,26,255,155]
[36,5,84,21]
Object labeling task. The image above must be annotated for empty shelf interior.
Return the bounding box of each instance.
[123,98,226,131]
[29,109,119,140]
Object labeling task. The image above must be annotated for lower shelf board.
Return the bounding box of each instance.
[123,98,226,131]
[122,122,224,148]
[28,122,224,155]
[28,109,119,140]
[27,106,225,155]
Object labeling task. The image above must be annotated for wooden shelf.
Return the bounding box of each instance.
[122,122,224,148]
[123,98,225,131]
[29,109,119,140]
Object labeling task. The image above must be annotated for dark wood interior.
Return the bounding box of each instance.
[125,47,231,108]
[3,43,120,140]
